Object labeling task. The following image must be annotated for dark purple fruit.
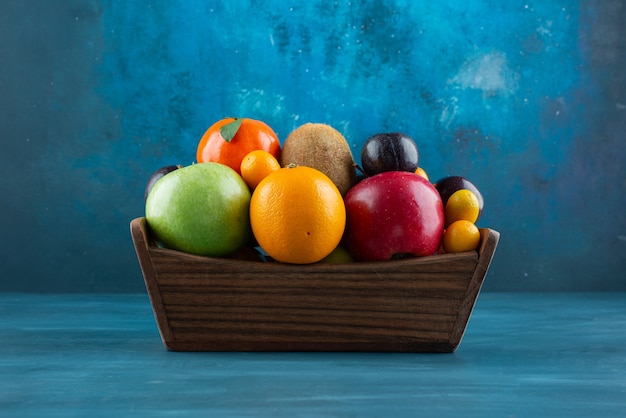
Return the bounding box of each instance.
[433,176,484,217]
[144,165,181,202]
[360,133,419,176]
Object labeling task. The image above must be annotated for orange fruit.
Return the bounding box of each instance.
[240,150,281,190]
[196,117,281,174]
[415,167,429,181]
[250,165,346,264]
[444,189,480,226]
[442,220,481,253]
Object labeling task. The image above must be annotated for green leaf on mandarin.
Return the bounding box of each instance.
[220,118,243,142]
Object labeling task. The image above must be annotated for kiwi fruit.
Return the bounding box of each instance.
[280,123,357,196]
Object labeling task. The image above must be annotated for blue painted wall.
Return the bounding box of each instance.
[1,0,624,292]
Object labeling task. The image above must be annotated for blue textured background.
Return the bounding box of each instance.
[1,0,624,292]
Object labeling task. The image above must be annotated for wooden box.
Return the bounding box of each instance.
[130,217,499,352]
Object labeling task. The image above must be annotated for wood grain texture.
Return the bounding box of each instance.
[130,217,500,352]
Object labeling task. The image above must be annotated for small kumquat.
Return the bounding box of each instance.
[240,150,281,190]
[442,220,481,253]
[415,167,429,181]
[445,189,480,226]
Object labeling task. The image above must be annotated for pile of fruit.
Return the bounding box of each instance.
[144,117,485,264]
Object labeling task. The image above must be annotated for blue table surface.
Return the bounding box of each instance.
[1,292,625,417]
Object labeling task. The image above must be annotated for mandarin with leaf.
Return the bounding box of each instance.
[196,117,280,174]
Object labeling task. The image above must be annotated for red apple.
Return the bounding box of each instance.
[343,171,444,261]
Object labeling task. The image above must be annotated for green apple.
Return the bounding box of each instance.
[145,162,251,257]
